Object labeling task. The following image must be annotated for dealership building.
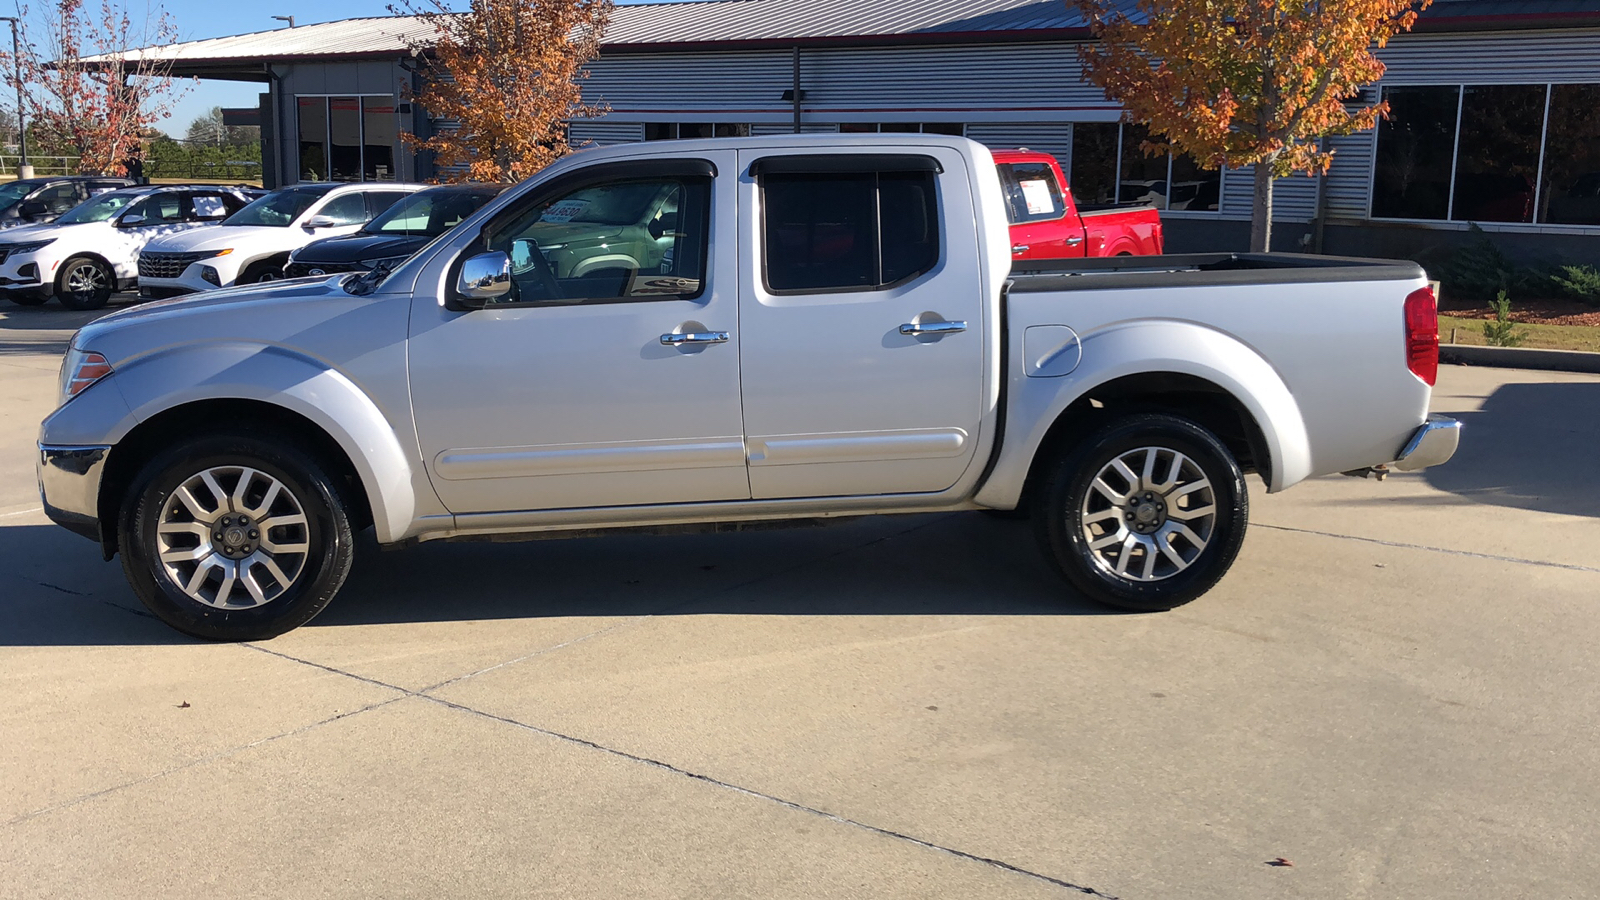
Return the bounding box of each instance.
[121,0,1600,259]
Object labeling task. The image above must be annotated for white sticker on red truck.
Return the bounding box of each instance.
[1019,179,1056,216]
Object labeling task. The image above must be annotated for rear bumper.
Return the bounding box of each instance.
[37,444,109,543]
[1392,415,1461,472]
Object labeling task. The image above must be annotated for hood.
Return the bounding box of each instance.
[295,232,429,264]
[76,276,355,357]
[0,222,65,242]
[144,224,287,254]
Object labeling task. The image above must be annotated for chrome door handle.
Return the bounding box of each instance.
[1064,236,1084,245]
[900,320,967,336]
[1011,244,1029,254]
[660,331,729,345]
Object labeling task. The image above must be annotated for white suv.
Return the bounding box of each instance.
[138,182,421,298]
[0,185,257,309]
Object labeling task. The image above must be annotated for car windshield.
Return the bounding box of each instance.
[223,188,326,227]
[0,182,35,206]
[55,192,140,225]
[362,190,494,237]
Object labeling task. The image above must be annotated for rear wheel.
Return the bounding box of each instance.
[120,432,355,641]
[1034,413,1247,612]
[56,256,114,310]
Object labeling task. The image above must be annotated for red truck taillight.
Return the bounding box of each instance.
[1404,286,1439,386]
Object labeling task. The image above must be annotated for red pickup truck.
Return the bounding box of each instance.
[994,149,1163,260]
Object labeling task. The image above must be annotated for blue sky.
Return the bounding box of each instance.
[14,0,663,136]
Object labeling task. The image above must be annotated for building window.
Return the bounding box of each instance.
[1373,82,1600,227]
[1453,85,1543,223]
[1540,84,1600,226]
[644,123,750,140]
[1070,123,1119,206]
[296,95,400,183]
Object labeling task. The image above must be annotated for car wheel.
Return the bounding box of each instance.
[241,261,283,284]
[56,256,114,310]
[1033,413,1247,612]
[3,292,49,306]
[120,432,356,641]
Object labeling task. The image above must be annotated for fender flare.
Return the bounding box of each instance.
[96,342,419,543]
[974,320,1313,508]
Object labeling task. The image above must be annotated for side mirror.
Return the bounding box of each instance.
[18,200,47,218]
[303,215,339,230]
[453,251,511,306]
[117,214,147,227]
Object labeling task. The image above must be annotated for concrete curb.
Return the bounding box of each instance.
[1441,344,1600,374]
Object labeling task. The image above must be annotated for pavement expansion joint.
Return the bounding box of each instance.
[1256,523,1600,574]
[6,696,406,827]
[423,695,1124,899]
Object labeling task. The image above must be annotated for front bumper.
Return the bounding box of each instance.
[1392,414,1461,472]
[38,444,109,543]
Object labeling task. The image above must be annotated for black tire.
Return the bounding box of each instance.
[120,432,355,641]
[56,256,114,310]
[1033,413,1247,612]
[240,260,285,284]
[3,292,49,306]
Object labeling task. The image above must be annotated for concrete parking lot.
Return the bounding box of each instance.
[3,298,1599,899]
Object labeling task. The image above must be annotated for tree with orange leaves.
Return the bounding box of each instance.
[395,0,610,184]
[1074,0,1431,251]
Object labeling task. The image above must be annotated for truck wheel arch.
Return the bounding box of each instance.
[92,344,423,554]
[976,323,1314,511]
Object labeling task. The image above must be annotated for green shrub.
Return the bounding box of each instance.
[1552,265,1600,307]
[1482,291,1527,347]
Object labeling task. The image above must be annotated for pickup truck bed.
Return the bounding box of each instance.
[38,135,1458,641]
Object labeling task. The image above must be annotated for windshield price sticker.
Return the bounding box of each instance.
[1019,179,1056,215]
[539,199,590,223]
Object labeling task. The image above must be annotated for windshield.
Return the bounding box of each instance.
[536,183,669,227]
[0,182,34,208]
[56,192,140,225]
[223,189,325,227]
[362,190,494,237]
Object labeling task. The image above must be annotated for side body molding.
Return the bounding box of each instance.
[76,342,424,544]
[973,319,1313,509]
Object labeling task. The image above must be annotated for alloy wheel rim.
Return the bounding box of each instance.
[155,466,311,608]
[66,263,108,299]
[1079,445,1217,583]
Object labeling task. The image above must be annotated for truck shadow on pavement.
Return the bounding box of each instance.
[1426,380,1600,519]
[1,514,1125,646]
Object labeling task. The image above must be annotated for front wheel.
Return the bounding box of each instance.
[1034,413,1247,612]
[56,256,114,310]
[240,260,284,284]
[120,433,355,641]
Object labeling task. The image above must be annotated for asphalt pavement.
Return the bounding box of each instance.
[3,297,1599,899]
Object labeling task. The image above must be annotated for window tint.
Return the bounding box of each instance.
[365,191,413,219]
[482,176,709,305]
[315,193,370,225]
[128,193,185,224]
[998,162,1065,223]
[761,169,939,293]
[35,182,82,213]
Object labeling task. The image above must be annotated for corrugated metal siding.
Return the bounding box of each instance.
[1220,166,1320,222]
[800,42,1107,115]
[750,123,841,134]
[1378,28,1600,83]
[569,120,645,146]
[963,123,1073,165]
[584,49,794,111]
[1325,132,1375,219]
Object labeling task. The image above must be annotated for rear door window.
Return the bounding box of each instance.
[997,162,1066,224]
[760,168,939,293]
[314,193,371,225]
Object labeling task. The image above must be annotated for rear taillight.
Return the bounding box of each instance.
[1404,285,1438,386]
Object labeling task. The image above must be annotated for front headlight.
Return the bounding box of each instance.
[192,248,234,262]
[8,238,55,253]
[358,255,410,271]
[59,346,113,404]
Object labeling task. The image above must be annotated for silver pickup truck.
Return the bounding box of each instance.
[38,135,1459,641]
